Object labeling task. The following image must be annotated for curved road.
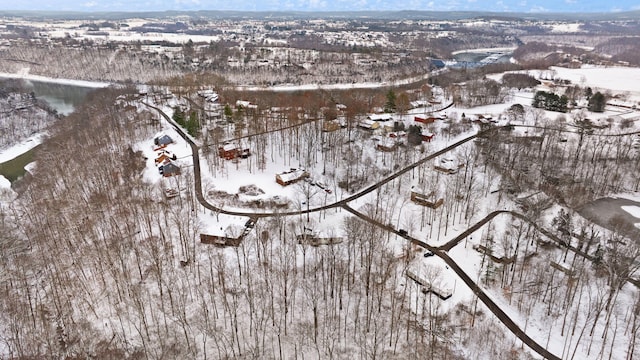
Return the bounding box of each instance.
[342,204,561,360]
[146,101,480,218]
[145,100,633,360]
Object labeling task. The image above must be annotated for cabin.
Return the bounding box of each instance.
[154,134,174,147]
[421,130,435,142]
[164,187,179,198]
[297,233,343,246]
[358,119,380,130]
[434,157,464,174]
[376,140,398,152]
[197,89,219,103]
[218,143,251,160]
[410,100,428,108]
[388,131,406,138]
[367,113,393,122]
[155,150,177,165]
[236,100,258,109]
[218,143,238,160]
[470,114,497,124]
[200,232,242,247]
[472,244,515,264]
[158,161,181,177]
[322,120,341,132]
[276,169,309,186]
[410,191,444,209]
[405,270,452,300]
[415,116,438,124]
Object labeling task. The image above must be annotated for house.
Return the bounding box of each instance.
[421,130,435,142]
[367,113,393,122]
[218,143,238,160]
[410,100,428,108]
[388,131,406,138]
[276,169,309,186]
[414,116,439,124]
[405,269,453,300]
[155,150,177,165]
[322,120,341,132]
[434,156,464,174]
[154,134,174,147]
[165,187,179,198]
[197,89,219,103]
[218,143,251,160]
[201,234,242,247]
[358,119,380,130]
[376,139,398,152]
[297,233,343,246]
[235,100,258,110]
[158,161,181,177]
[381,121,397,133]
[410,190,444,209]
[472,244,515,264]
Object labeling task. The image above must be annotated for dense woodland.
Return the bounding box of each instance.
[0,80,57,148]
[0,88,464,359]
[1,14,640,360]
[0,70,638,358]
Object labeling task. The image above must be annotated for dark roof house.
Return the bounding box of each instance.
[159,161,181,177]
[154,134,174,146]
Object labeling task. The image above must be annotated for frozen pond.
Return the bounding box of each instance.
[578,197,640,234]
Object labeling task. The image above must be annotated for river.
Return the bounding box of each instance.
[0,78,98,183]
[20,78,96,115]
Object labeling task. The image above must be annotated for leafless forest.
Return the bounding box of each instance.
[1,12,640,360]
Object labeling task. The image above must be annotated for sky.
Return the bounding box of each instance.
[0,0,637,13]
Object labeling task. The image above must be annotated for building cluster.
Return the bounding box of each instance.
[152,133,183,199]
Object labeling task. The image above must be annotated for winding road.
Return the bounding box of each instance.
[144,99,637,360]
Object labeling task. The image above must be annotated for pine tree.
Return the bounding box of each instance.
[588,92,606,112]
[384,89,396,113]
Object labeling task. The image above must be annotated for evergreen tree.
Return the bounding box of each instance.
[384,89,396,113]
[172,106,185,125]
[532,91,568,113]
[588,91,606,112]
[585,87,593,100]
[224,104,233,121]
[407,125,423,146]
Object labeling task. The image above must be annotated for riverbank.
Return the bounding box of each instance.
[0,133,44,184]
[0,71,111,88]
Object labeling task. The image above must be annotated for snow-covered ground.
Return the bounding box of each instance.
[0,133,45,163]
[551,66,640,96]
[4,64,640,359]
[0,72,111,88]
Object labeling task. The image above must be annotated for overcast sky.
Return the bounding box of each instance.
[0,0,636,13]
